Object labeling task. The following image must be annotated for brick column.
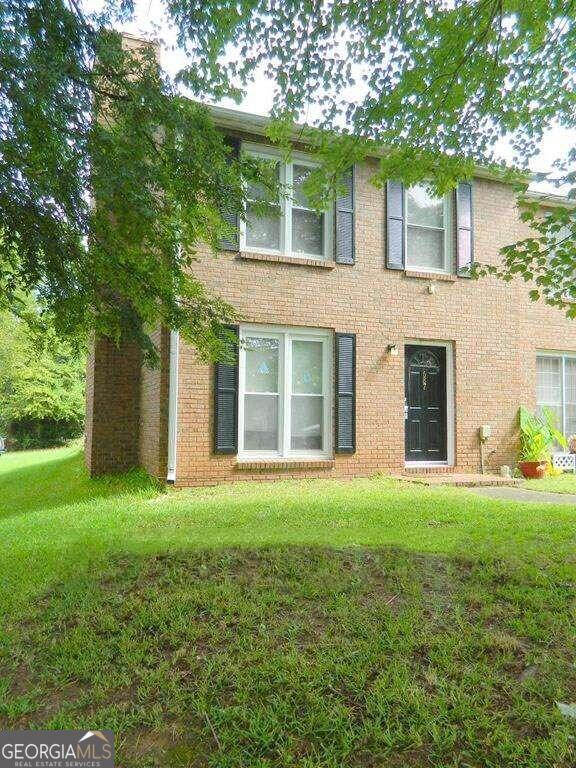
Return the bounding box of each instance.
[85,335,142,476]
[138,327,170,479]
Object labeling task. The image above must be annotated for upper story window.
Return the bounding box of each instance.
[406,184,454,274]
[546,223,574,302]
[241,144,334,261]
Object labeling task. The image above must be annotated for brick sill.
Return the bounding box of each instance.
[238,251,336,269]
[236,459,335,471]
[404,270,457,283]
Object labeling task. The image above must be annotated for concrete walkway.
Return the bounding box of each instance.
[468,486,576,505]
[394,473,521,487]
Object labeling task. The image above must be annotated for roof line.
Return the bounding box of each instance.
[206,103,570,195]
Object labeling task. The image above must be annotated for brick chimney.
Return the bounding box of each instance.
[84,32,166,478]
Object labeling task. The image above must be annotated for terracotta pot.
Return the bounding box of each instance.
[518,461,547,479]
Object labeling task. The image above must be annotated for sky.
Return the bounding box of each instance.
[107,0,573,196]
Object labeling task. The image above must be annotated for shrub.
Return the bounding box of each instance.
[519,406,567,463]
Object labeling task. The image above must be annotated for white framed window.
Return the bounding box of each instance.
[405,183,453,273]
[241,143,334,261]
[546,223,574,303]
[536,352,576,436]
[238,324,333,459]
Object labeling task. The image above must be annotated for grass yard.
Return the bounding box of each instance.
[524,473,576,494]
[0,447,575,767]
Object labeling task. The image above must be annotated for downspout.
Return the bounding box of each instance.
[166,329,179,483]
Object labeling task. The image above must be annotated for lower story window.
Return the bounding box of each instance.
[536,353,576,436]
[239,325,332,458]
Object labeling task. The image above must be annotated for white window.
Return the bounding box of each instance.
[406,183,453,273]
[241,144,334,261]
[238,325,332,459]
[547,223,574,303]
[536,353,576,436]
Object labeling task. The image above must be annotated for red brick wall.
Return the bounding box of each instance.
[139,327,170,479]
[85,329,170,479]
[172,159,576,486]
[85,335,142,476]
[85,149,576,485]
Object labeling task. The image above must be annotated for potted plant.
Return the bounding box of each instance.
[518,407,567,479]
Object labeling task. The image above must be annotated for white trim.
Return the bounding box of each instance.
[239,143,334,262]
[238,323,333,461]
[537,349,576,358]
[404,339,455,468]
[166,329,179,482]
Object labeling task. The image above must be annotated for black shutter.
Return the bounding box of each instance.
[335,333,356,453]
[335,166,355,264]
[456,181,474,277]
[386,181,405,269]
[214,325,239,453]
[219,136,240,251]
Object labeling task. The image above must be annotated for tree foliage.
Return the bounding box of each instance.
[1,1,260,361]
[182,0,576,313]
[0,299,85,448]
[1,0,575,360]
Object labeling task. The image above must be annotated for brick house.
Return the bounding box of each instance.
[85,104,576,486]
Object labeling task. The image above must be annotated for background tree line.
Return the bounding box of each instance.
[0,299,85,449]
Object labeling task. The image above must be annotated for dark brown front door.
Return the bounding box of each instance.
[405,345,447,462]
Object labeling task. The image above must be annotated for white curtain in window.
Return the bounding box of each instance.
[240,330,330,457]
[536,355,569,434]
[243,337,280,450]
[291,340,324,450]
[406,184,449,272]
[245,162,281,251]
[291,165,323,256]
[407,226,444,271]
[407,186,444,227]
[565,358,576,435]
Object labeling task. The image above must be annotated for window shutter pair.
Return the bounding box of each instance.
[219,136,356,264]
[386,180,474,275]
[214,329,356,455]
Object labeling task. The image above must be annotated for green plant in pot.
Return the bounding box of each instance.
[518,406,567,479]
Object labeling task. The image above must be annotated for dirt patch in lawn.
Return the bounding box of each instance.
[1,547,574,767]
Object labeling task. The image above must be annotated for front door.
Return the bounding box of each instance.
[405,345,447,463]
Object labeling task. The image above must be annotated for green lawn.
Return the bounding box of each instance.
[1,447,575,767]
[524,473,576,494]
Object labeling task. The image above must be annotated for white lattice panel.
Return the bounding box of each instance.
[552,453,576,472]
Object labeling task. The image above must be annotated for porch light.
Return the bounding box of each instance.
[386,344,399,356]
